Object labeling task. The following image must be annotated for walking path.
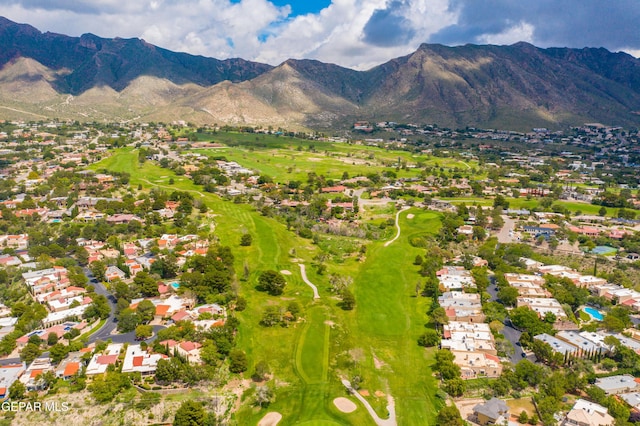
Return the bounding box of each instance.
[341,379,397,426]
[298,263,320,299]
[384,206,410,247]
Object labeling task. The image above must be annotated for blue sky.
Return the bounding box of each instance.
[247,0,332,16]
[0,0,638,70]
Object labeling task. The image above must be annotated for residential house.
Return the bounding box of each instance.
[595,375,640,395]
[105,266,126,282]
[121,344,167,375]
[517,297,567,320]
[0,363,26,399]
[20,358,54,391]
[452,351,502,379]
[472,398,510,426]
[86,343,123,376]
[534,333,579,356]
[564,399,614,426]
[55,351,84,380]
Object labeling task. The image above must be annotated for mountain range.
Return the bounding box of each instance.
[1,16,640,130]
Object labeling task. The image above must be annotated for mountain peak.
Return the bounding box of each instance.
[0,16,640,129]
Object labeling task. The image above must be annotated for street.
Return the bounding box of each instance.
[487,276,527,363]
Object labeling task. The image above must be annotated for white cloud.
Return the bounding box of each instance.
[0,0,460,69]
[476,21,534,46]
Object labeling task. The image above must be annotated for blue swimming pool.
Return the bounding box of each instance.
[584,307,604,321]
[170,282,180,289]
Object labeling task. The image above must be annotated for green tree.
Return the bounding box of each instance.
[442,378,466,397]
[518,411,529,423]
[135,324,153,340]
[431,307,449,331]
[229,349,248,373]
[252,360,270,382]
[155,358,181,384]
[47,332,58,346]
[436,404,464,426]
[258,270,287,295]
[240,234,252,246]
[117,308,138,332]
[88,371,131,403]
[20,343,41,364]
[136,299,156,323]
[134,271,159,297]
[497,286,519,307]
[173,400,206,426]
[50,343,70,364]
[9,380,25,400]
[417,329,440,347]
[340,289,356,310]
[90,260,107,282]
[261,306,281,327]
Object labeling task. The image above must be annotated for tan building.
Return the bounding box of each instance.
[564,399,614,426]
[452,351,502,379]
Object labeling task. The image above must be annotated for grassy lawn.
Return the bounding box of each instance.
[93,148,441,425]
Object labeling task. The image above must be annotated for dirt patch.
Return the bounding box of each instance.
[374,391,386,398]
[455,398,485,424]
[333,397,357,413]
[349,348,365,362]
[406,214,415,219]
[359,390,370,397]
[280,270,292,275]
[373,356,386,369]
[258,412,282,426]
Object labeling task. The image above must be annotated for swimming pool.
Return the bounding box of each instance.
[170,282,180,289]
[583,307,604,321]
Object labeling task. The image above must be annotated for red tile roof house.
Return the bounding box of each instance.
[154,305,171,320]
[171,310,193,323]
[178,341,202,363]
[321,185,347,193]
[85,354,119,376]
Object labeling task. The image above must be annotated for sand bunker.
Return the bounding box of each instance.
[334,397,357,413]
[258,412,282,426]
[280,270,292,275]
[406,214,414,219]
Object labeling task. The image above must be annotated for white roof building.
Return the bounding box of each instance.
[564,399,614,426]
[121,344,167,375]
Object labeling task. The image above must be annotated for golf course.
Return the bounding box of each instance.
[92,144,443,425]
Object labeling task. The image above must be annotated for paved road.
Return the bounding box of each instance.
[496,215,517,243]
[84,267,118,342]
[487,276,526,363]
[84,268,166,344]
[298,264,320,299]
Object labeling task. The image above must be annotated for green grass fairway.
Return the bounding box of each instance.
[345,208,441,426]
[296,307,330,384]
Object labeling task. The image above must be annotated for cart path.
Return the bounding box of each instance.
[298,263,320,299]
